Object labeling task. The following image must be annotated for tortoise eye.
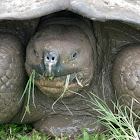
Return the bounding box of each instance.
[33,49,38,56]
[69,51,78,61]
[33,49,36,54]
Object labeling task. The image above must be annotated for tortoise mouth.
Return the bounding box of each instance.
[34,70,85,98]
[34,70,84,88]
[36,80,79,98]
[35,73,84,98]
[25,64,90,97]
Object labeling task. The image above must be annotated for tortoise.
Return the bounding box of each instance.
[0,0,140,137]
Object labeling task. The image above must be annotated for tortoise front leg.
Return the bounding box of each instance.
[33,114,102,138]
[0,34,26,123]
[113,44,140,114]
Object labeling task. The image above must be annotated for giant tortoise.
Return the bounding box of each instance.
[0,0,140,137]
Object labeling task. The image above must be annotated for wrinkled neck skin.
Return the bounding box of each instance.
[38,85,94,115]
[12,86,100,137]
[25,16,96,99]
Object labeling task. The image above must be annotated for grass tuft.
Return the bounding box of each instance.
[0,124,50,140]
[87,92,140,140]
[19,70,36,122]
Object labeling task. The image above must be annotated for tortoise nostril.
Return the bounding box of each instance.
[52,57,55,60]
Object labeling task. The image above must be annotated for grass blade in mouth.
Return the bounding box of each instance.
[19,70,36,122]
[52,74,71,113]
[32,70,36,108]
[64,74,71,92]
[76,76,83,87]
[18,76,31,104]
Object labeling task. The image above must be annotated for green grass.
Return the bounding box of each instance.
[0,124,111,140]
[19,70,36,122]
[87,92,140,140]
[0,124,49,140]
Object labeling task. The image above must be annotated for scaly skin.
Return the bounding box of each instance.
[0,34,26,123]
[0,19,38,124]
[113,45,140,114]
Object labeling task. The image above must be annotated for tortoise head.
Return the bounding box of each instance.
[25,18,96,98]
